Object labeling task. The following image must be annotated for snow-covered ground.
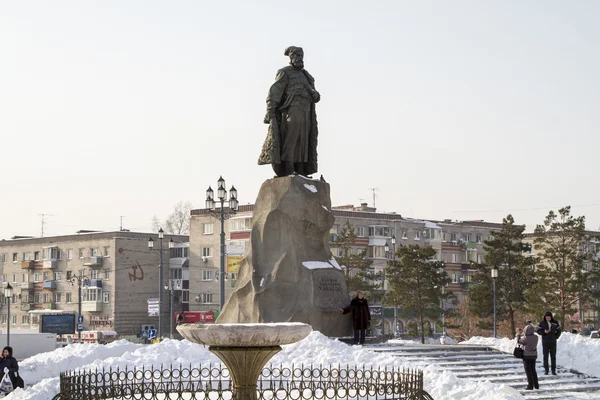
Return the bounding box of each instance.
[6,331,599,400]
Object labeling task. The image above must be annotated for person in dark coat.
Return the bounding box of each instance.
[0,346,19,390]
[341,291,371,345]
[536,311,561,375]
[517,321,539,390]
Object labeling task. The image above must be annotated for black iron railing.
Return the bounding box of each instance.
[53,363,432,400]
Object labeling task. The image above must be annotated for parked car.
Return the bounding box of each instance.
[590,331,599,339]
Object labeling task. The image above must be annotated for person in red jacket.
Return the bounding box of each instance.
[341,291,371,345]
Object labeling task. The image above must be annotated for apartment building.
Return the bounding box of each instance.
[0,231,188,337]
[189,203,502,333]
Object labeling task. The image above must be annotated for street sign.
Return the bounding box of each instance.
[147,298,160,317]
[369,306,383,317]
[77,323,84,332]
[141,330,148,338]
[78,316,84,324]
[148,329,157,340]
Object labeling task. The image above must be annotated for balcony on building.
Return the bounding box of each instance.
[42,260,57,269]
[83,256,103,268]
[86,279,103,288]
[20,282,34,290]
[20,302,33,311]
[43,280,57,290]
[43,302,56,310]
[20,261,35,269]
[82,301,103,312]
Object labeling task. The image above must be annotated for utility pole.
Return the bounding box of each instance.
[39,213,54,237]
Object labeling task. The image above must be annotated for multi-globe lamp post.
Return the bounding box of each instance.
[205,176,239,311]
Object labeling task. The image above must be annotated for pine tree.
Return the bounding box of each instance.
[333,221,375,294]
[385,245,451,344]
[467,215,536,337]
[525,206,596,330]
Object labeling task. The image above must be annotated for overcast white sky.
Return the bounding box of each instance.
[1,1,599,239]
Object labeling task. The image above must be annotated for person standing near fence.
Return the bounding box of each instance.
[341,291,371,345]
[517,321,539,390]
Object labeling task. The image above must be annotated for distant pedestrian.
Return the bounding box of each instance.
[176,313,184,326]
[0,346,19,391]
[341,291,371,345]
[536,311,561,375]
[517,321,539,390]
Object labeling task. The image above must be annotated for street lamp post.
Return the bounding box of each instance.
[164,280,175,339]
[4,283,13,347]
[491,267,499,338]
[148,230,175,341]
[205,176,239,311]
[70,274,89,343]
[391,236,397,336]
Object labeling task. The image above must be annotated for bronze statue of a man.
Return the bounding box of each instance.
[258,46,320,177]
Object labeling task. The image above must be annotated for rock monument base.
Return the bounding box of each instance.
[217,175,352,337]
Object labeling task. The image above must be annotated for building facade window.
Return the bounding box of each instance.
[476,235,483,244]
[42,247,60,260]
[401,230,408,239]
[21,315,29,325]
[450,233,457,242]
[202,270,213,281]
[79,248,85,258]
[90,248,99,257]
[90,270,100,280]
[54,293,62,303]
[230,218,252,232]
[414,230,421,240]
[104,270,110,280]
[201,293,213,304]
[12,253,18,262]
[368,226,390,237]
[84,288,102,302]
[1,254,5,264]
[66,293,72,303]
[202,247,213,258]
[34,273,41,282]
[103,292,110,303]
[202,223,214,234]
[103,247,110,256]
[67,249,73,259]
[356,226,365,237]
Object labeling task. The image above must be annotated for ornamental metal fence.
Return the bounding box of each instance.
[52,363,433,400]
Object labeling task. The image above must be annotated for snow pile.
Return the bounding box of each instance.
[463,332,600,378]
[8,332,526,400]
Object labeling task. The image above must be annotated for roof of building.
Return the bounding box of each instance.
[0,230,188,247]
[190,204,504,229]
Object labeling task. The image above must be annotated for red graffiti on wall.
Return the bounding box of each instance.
[128,261,144,281]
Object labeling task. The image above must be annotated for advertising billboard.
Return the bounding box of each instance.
[41,314,76,335]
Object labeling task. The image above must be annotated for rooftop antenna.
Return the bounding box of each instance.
[119,216,126,231]
[39,213,54,237]
[369,188,379,208]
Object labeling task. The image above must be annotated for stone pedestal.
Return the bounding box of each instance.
[217,176,353,337]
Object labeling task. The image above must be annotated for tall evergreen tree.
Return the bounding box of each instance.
[525,206,594,330]
[385,245,451,344]
[468,215,536,337]
[333,221,375,294]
